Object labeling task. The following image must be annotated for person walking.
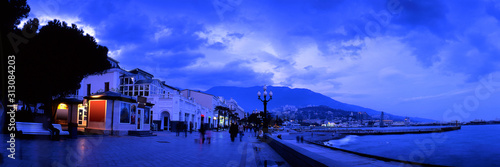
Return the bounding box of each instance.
[253,125,258,138]
[184,122,188,137]
[176,122,182,136]
[229,123,238,142]
[199,125,206,143]
[238,123,244,141]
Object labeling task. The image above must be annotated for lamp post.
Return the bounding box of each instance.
[257,85,273,134]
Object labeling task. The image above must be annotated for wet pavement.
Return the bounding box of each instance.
[1,130,289,167]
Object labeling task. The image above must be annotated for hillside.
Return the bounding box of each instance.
[205,86,435,122]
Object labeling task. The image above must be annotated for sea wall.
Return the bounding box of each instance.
[264,134,343,167]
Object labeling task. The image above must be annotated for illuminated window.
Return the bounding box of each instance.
[57,103,68,110]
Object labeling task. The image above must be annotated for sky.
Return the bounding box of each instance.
[22,0,500,122]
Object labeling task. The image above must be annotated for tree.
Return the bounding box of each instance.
[17,19,111,117]
[1,0,31,133]
[1,0,30,33]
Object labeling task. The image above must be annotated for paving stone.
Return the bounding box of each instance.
[1,131,289,167]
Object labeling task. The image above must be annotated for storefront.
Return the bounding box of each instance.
[84,91,153,135]
[54,98,86,128]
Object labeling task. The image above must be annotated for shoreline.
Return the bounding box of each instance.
[274,127,461,167]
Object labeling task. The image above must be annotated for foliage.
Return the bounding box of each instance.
[17,19,111,104]
[1,0,31,132]
[0,0,30,35]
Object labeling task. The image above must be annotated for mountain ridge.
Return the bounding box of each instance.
[205,86,436,122]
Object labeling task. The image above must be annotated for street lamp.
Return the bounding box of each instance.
[257,85,273,133]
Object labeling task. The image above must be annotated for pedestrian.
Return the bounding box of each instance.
[199,125,206,143]
[184,122,188,137]
[300,136,304,143]
[238,123,244,141]
[296,135,300,143]
[254,126,258,137]
[176,122,182,136]
[229,123,238,142]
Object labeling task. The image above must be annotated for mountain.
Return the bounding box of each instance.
[205,86,435,122]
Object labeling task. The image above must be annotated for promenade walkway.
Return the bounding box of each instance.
[1,130,289,167]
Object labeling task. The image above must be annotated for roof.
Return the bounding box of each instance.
[107,57,121,69]
[107,57,119,63]
[135,79,153,84]
[181,89,215,97]
[84,91,136,103]
[128,68,154,78]
[162,82,179,91]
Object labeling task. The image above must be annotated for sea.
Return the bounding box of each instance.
[324,125,500,167]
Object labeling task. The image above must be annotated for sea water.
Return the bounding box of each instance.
[324,125,500,166]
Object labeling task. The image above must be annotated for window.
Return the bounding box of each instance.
[105,82,109,92]
[140,85,143,90]
[144,91,149,96]
[125,78,129,84]
[145,85,149,91]
[139,91,143,96]
[120,78,124,85]
[120,103,130,123]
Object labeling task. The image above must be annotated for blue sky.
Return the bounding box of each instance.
[24,0,500,121]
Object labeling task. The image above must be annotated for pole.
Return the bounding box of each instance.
[263,100,268,133]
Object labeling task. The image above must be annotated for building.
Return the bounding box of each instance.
[226,98,245,120]
[84,92,153,135]
[180,90,221,128]
[55,57,245,135]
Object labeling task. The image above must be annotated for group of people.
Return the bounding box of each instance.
[175,122,264,143]
[175,122,189,137]
[229,123,244,142]
[228,123,264,142]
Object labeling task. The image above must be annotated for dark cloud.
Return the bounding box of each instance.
[227,32,244,39]
[159,61,274,89]
[394,0,452,38]
[207,42,227,50]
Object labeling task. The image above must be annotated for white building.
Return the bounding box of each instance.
[60,57,245,135]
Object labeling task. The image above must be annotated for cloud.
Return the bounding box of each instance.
[25,0,500,121]
[155,60,274,90]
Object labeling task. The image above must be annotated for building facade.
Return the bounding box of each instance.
[59,58,245,135]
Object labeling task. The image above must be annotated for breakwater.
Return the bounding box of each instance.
[307,126,461,135]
